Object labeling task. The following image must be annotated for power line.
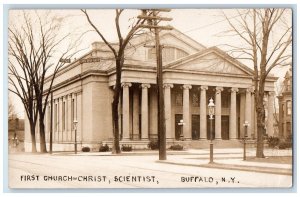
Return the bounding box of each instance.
[183,12,248,34]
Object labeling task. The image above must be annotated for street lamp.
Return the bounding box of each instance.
[178,119,185,141]
[208,98,215,164]
[243,120,250,161]
[73,119,78,154]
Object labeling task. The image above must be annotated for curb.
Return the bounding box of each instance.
[156,160,292,176]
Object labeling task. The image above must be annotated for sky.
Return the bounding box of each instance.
[8,9,292,118]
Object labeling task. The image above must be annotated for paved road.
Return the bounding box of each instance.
[8,152,292,189]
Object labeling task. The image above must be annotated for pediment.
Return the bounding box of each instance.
[166,48,253,76]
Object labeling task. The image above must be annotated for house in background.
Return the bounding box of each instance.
[278,67,292,139]
[8,118,25,151]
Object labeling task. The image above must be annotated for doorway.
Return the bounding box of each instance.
[175,114,183,140]
[192,115,200,140]
[221,115,229,140]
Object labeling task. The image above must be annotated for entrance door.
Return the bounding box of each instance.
[192,115,200,140]
[221,115,229,140]
[175,114,183,140]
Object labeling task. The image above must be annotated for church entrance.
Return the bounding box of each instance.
[191,115,200,140]
[175,114,183,140]
[221,115,229,140]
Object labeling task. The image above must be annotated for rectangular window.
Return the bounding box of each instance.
[287,100,292,115]
[192,92,200,107]
[175,91,183,106]
[221,93,229,108]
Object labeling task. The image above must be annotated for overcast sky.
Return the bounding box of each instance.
[8,9,292,118]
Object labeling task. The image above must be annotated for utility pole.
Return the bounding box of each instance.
[138,9,172,160]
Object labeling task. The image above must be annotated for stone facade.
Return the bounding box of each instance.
[24,29,277,151]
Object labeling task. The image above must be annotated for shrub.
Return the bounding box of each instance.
[286,134,292,144]
[99,144,110,152]
[121,144,132,152]
[268,136,280,148]
[148,140,159,150]
[82,146,90,152]
[169,144,183,151]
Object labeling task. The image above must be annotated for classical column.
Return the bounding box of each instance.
[122,83,132,140]
[132,87,140,140]
[149,87,158,139]
[215,86,223,139]
[183,84,192,140]
[245,88,252,137]
[58,97,61,142]
[200,86,208,140]
[239,93,245,138]
[141,84,150,140]
[229,87,238,139]
[53,100,56,142]
[164,83,173,139]
[267,92,275,136]
[77,92,82,142]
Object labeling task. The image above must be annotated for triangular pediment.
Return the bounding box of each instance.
[165,47,253,76]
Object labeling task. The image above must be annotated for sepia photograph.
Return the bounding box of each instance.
[5,6,294,190]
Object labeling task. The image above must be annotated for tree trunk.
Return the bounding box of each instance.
[29,122,37,153]
[112,99,120,154]
[39,118,47,153]
[256,89,266,158]
[112,59,122,154]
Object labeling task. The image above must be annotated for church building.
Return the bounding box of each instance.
[24,29,277,151]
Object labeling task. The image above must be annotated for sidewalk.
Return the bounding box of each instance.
[157,148,293,176]
[39,148,293,176]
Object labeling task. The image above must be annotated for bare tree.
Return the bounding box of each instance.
[9,11,83,153]
[81,9,151,154]
[9,22,39,152]
[223,9,292,157]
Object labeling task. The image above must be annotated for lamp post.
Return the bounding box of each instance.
[178,119,185,141]
[243,120,249,161]
[73,119,78,154]
[208,98,215,164]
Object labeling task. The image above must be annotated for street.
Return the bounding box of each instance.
[8,149,293,189]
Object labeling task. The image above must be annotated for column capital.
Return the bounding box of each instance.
[163,83,174,89]
[216,86,223,93]
[268,91,275,96]
[231,87,239,93]
[121,82,132,88]
[246,87,254,93]
[200,85,208,91]
[141,83,151,89]
[183,84,192,89]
